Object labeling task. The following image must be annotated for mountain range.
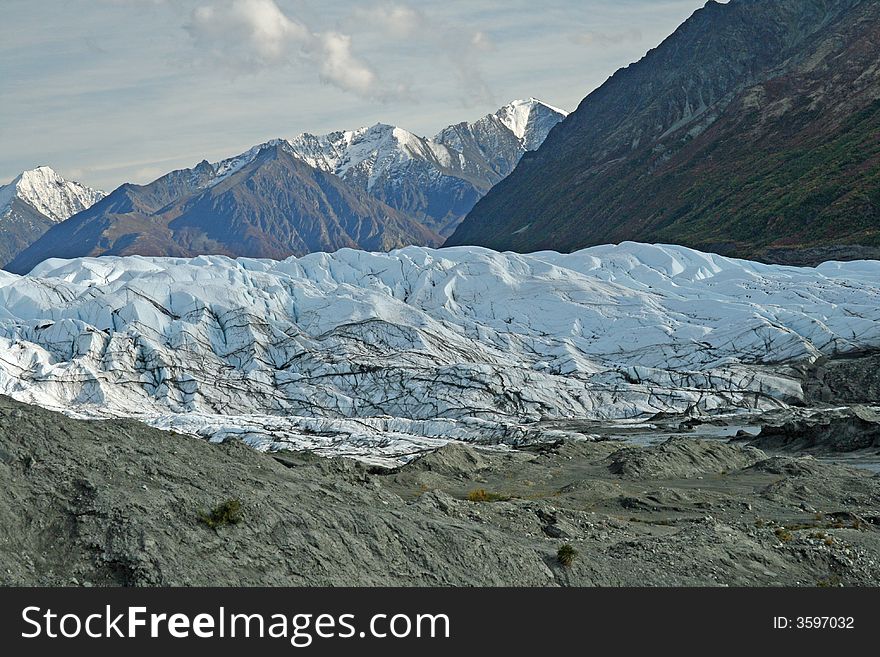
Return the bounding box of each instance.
[0,167,104,267]
[5,0,879,272]
[4,99,565,274]
[448,0,880,265]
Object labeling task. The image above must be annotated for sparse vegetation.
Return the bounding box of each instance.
[466,488,509,503]
[817,575,843,588]
[557,544,578,568]
[199,498,243,529]
[628,516,674,526]
[774,527,794,543]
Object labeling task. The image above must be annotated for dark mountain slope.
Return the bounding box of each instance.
[447,0,878,264]
[0,199,56,268]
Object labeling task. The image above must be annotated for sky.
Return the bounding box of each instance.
[1,0,715,191]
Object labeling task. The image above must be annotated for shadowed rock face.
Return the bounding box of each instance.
[3,395,880,587]
[798,351,880,405]
[448,0,880,265]
[0,200,56,269]
[750,407,880,454]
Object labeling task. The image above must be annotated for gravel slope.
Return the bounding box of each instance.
[2,395,878,587]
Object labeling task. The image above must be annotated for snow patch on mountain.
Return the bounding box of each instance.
[434,98,568,168]
[272,99,567,188]
[495,98,569,147]
[210,139,290,186]
[0,167,104,223]
[0,243,877,462]
[284,123,460,190]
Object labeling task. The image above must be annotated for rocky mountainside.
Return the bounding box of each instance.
[1,242,878,463]
[447,0,880,265]
[285,98,566,236]
[436,97,567,170]
[6,146,440,272]
[0,167,104,267]
[286,123,489,238]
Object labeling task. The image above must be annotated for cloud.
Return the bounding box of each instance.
[570,28,644,48]
[133,165,168,183]
[351,2,495,105]
[317,32,379,97]
[356,4,421,38]
[188,0,308,64]
[185,0,388,99]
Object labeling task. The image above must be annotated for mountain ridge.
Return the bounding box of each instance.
[447,0,878,265]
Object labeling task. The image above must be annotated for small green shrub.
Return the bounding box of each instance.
[199,499,243,529]
[557,544,578,568]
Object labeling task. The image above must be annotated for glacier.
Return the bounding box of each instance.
[0,242,878,463]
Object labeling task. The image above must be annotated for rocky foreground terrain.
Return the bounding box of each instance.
[2,395,878,587]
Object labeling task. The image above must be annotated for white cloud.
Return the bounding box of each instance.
[351,2,495,105]
[186,0,389,99]
[317,32,378,97]
[357,4,422,38]
[188,0,308,63]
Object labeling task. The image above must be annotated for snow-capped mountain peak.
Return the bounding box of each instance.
[281,99,567,201]
[0,166,105,223]
[494,98,569,143]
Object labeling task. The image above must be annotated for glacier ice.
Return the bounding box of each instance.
[0,242,878,463]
